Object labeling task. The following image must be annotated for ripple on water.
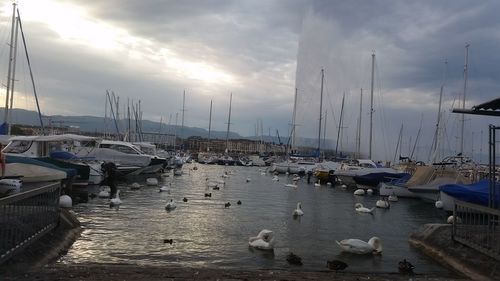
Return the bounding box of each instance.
[60,164,453,275]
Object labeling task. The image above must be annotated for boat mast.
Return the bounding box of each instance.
[335,93,345,157]
[181,90,186,142]
[323,110,327,153]
[207,99,212,152]
[369,52,375,159]
[3,2,17,133]
[317,69,324,159]
[291,87,298,152]
[393,123,403,164]
[356,89,363,158]
[430,60,447,162]
[8,11,19,135]
[225,93,232,153]
[460,43,470,155]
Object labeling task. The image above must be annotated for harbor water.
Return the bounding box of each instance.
[59,164,454,274]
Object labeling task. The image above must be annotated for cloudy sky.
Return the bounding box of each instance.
[0,0,499,162]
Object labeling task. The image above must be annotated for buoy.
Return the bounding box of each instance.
[341,184,347,189]
[435,200,443,209]
[326,182,332,186]
[59,195,72,208]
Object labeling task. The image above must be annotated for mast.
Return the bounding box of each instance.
[225,93,232,153]
[323,110,327,153]
[317,69,324,159]
[207,99,212,152]
[356,89,363,158]
[291,87,298,151]
[460,43,470,155]
[369,52,375,159]
[3,2,17,133]
[8,11,19,134]
[335,93,345,156]
[181,90,186,140]
[393,123,403,164]
[430,60,447,162]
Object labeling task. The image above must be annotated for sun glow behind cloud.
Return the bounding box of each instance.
[1,0,235,85]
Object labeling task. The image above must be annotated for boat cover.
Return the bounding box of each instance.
[439,179,500,206]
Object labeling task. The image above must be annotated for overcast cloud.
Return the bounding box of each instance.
[0,0,498,162]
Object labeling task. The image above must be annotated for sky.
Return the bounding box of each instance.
[0,0,499,162]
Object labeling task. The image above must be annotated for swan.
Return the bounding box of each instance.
[110,190,122,209]
[388,193,399,202]
[376,198,390,209]
[284,183,298,188]
[165,199,177,211]
[314,180,321,187]
[159,184,171,193]
[272,175,279,181]
[146,178,159,186]
[248,229,275,250]
[293,175,301,181]
[293,202,304,216]
[354,203,375,213]
[336,237,382,254]
[246,177,251,182]
[326,182,332,186]
[435,200,443,209]
[340,184,347,189]
[366,189,373,195]
[98,186,110,198]
[353,189,365,195]
[130,182,141,190]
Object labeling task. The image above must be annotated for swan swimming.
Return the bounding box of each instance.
[314,180,321,187]
[376,198,390,209]
[165,199,177,211]
[248,229,275,250]
[366,189,373,195]
[272,175,279,181]
[284,183,298,188]
[353,189,365,195]
[246,177,251,182]
[354,203,375,213]
[159,184,171,193]
[293,202,304,216]
[98,186,110,198]
[146,178,159,186]
[109,190,122,209]
[336,237,382,254]
[388,193,399,202]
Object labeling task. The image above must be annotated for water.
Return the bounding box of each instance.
[59,164,454,274]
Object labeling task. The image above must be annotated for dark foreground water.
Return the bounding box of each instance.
[59,163,453,274]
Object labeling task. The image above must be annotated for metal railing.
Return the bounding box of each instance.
[0,181,61,264]
[452,199,500,260]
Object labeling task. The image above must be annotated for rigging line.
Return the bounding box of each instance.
[374,57,390,160]
[322,75,338,134]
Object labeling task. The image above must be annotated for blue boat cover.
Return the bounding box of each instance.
[6,155,77,178]
[439,179,500,207]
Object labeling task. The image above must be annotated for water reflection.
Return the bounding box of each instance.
[60,164,455,275]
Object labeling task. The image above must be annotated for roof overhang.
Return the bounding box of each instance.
[452,97,500,117]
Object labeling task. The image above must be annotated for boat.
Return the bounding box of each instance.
[439,179,500,212]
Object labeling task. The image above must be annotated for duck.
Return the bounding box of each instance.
[314,180,321,187]
[109,190,122,209]
[286,252,303,265]
[237,200,242,205]
[354,203,375,213]
[183,197,188,202]
[336,237,382,254]
[376,198,390,209]
[89,193,97,199]
[398,259,415,274]
[248,229,275,250]
[204,193,212,198]
[165,199,177,211]
[326,260,348,271]
[388,193,398,202]
[224,202,231,208]
[163,239,173,244]
[353,189,365,195]
[293,202,304,217]
[246,177,251,182]
[213,186,220,190]
[98,186,110,198]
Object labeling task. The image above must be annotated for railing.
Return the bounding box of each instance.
[0,181,61,264]
[452,199,500,260]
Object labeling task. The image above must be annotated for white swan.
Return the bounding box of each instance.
[435,200,443,209]
[293,175,301,181]
[159,184,171,193]
[314,180,321,187]
[246,177,251,182]
[353,189,365,195]
[336,237,382,254]
[376,198,390,209]
[248,229,275,250]
[130,182,141,190]
[165,199,177,211]
[354,203,375,213]
[146,178,159,186]
[293,202,304,216]
[98,186,110,198]
[388,193,399,202]
[366,189,373,195]
[272,175,279,181]
[110,190,122,209]
[284,183,298,188]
